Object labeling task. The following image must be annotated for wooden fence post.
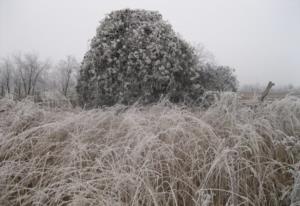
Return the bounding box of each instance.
[260,81,275,102]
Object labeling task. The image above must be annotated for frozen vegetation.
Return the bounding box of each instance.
[0,93,299,205]
[76,9,237,108]
[1,8,299,206]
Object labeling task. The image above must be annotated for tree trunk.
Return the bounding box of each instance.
[0,84,4,97]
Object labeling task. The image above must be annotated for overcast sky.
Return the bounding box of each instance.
[1,0,299,86]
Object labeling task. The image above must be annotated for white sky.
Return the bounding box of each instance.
[1,0,300,86]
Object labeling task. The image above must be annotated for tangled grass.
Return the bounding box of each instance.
[0,93,299,206]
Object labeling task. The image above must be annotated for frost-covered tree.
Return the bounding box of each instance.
[56,56,79,97]
[199,64,238,92]
[14,53,50,98]
[0,57,14,97]
[77,9,204,107]
[0,69,5,97]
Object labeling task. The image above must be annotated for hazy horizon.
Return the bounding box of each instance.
[1,0,300,86]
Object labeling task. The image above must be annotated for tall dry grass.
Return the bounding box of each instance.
[0,93,299,206]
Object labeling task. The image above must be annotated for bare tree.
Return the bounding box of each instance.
[0,57,14,96]
[14,53,50,98]
[56,56,79,97]
[194,43,215,66]
[0,71,4,97]
[13,73,22,100]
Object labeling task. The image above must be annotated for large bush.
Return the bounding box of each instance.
[77,9,204,107]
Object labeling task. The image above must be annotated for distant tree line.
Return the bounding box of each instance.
[0,49,237,106]
[0,53,79,102]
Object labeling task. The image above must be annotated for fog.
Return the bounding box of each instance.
[1,0,300,86]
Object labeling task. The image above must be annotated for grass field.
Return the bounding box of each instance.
[239,91,300,104]
[0,93,300,205]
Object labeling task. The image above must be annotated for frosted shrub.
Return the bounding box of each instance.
[199,64,238,92]
[77,9,203,108]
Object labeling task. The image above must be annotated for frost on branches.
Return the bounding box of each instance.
[76,9,204,107]
[199,64,238,92]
